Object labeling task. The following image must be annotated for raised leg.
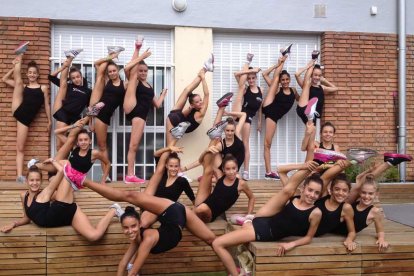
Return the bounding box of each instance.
[172,70,203,111]
[15,122,29,177]
[195,152,215,206]
[11,58,24,113]
[71,206,116,241]
[127,118,146,176]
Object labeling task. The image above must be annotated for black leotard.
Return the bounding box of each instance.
[141,202,186,254]
[262,88,295,123]
[125,81,154,121]
[155,174,195,202]
[332,201,374,235]
[68,147,93,173]
[168,108,200,133]
[96,79,125,125]
[319,142,335,151]
[241,87,262,124]
[13,86,44,127]
[221,136,245,170]
[24,192,77,227]
[204,176,239,222]
[314,195,344,236]
[252,196,318,241]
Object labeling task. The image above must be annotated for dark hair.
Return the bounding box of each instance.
[27,61,39,73]
[120,206,140,223]
[167,152,180,164]
[69,66,82,77]
[106,61,119,71]
[362,173,378,191]
[312,64,323,73]
[226,117,236,125]
[321,121,336,134]
[303,173,323,189]
[222,154,238,170]
[188,93,200,104]
[138,60,147,67]
[330,173,351,192]
[77,128,91,139]
[26,166,42,180]
[279,69,290,80]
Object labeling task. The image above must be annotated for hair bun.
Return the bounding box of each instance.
[124,206,136,213]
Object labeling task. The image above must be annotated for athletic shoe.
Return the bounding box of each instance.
[246,53,254,65]
[265,172,280,180]
[242,171,249,181]
[305,97,319,121]
[110,203,125,220]
[178,172,193,183]
[170,121,191,139]
[64,48,83,59]
[126,263,133,272]
[203,53,214,72]
[311,50,320,60]
[280,43,293,56]
[346,148,378,164]
[105,176,112,183]
[16,175,26,183]
[216,92,233,108]
[135,35,144,49]
[64,163,86,191]
[107,46,125,55]
[207,120,228,139]
[86,102,105,117]
[124,175,145,184]
[313,148,347,165]
[27,158,39,169]
[14,41,30,55]
[384,153,413,166]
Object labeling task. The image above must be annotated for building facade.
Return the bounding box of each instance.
[0,0,413,181]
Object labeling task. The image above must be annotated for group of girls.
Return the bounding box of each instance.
[2,39,414,276]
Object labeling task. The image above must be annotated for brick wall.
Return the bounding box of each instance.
[0,17,51,181]
[322,32,414,180]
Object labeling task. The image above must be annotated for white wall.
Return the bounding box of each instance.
[0,0,413,35]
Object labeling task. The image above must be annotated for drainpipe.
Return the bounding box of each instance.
[397,0,407,181]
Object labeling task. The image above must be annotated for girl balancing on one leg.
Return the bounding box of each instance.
[232,53,263,180]
[0,164,121,242]
[140,145,195,228]
[70,178,216,276]
[194,153,255,223]
[295,50,338,161]
[51,48,92,150]
[123,37,167,184]
[262,52,300,181]
[1,42,52,182]
[167,54,215,143]
[211,160,322,276]
[89,47,126,182]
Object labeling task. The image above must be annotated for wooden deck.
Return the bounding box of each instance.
[0,180,413,275]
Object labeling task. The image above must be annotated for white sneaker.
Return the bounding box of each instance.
[207,120,228,140]
[170,121,191,139]
[27,158,39,169]
[107,46,125,55]
[203,53,214,72]
[246,53,254,65]
[64,48,83,59]
[110,203,125,220]
[242,171,249,181]
[305,97,319,121]
[16,175,26,183]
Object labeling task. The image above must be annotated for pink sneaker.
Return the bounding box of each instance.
[314,148,347,164]
[64,163,86,191]
[15,41,30,55]
[384,153,413,166]
[235,214,255,226]
[305,97,319,121]
[124,175,145,184]
[216,92,233,108]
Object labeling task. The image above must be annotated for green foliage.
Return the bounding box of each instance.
[344,161,399,183]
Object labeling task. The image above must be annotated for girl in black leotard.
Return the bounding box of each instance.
[166,55,213,145]
[262,55,299,181]
[30,117,110,184]
[295,51,338,161]
[89,48,126,182]
[232,53,263,180]
[193,154,255,223]
[123,38,167,184]
[1,42,51,182]
[51,48,92,150]
[78,177,216,276]
[212,161,321,276]
[313,122,340,152]
[140,146,195,228]
[0,165,120,242]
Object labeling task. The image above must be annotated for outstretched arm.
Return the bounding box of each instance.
[153,89,167,109]
[372,208,389,252]
[321,77,338,93]
[342,204,357,252]
[262,64,277,86]
[198,72,210,117]
[117,242,138,276]
[0,192,31,233]
[1,68,15,87]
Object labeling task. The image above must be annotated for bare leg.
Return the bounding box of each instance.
[212,223,256,276]
[277,163,307,186]
[213,106,226,126]
[140,211,159,229]
[36,170,65,203]
[123,62,138,114]
[95,119,110,173]
[195,152,215,206]
[185,206,216,245]
[242,123,251,170]
[297,60,315,108]
[172,70,203,111]
[11,58,24,113]
[264,118,277,173]
[89,60,108,106]
[15,122,28,177]
[233,62,249,113]
[127,118,146,176]
[52,58,72,113]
